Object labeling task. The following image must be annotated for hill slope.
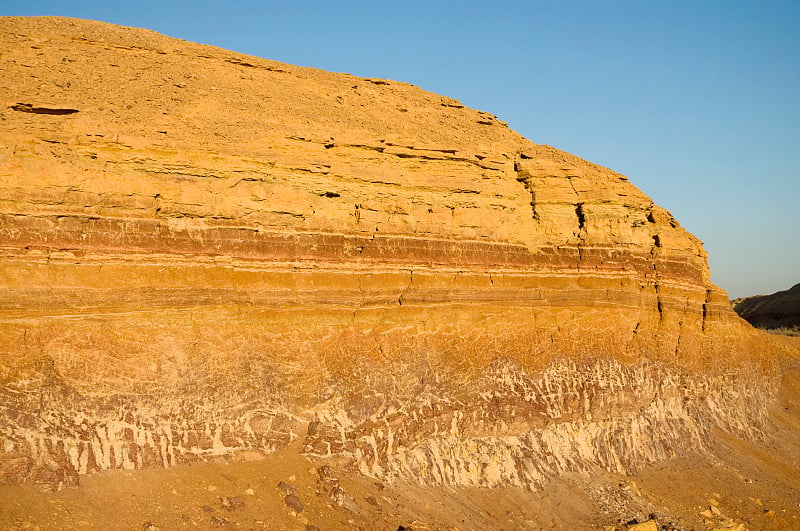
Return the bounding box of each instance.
[734,283,800,331]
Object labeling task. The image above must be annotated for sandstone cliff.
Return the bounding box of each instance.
[0,16,794,492]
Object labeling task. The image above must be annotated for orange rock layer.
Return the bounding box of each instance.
[0,17,790,488]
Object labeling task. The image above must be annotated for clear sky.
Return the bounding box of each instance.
[3,0,798,298]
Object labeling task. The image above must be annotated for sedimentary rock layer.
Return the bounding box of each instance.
[0,17,791,488]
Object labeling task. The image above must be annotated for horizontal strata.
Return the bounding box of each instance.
[0,250,727,321]
[0,214,707,280]
[0,16,789,489]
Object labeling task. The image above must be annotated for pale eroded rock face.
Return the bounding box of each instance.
[0,16,792,488]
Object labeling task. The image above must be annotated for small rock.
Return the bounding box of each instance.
[220,496,244,511]
[284,494,304,513]
[142,522,156,531]
[625,521,657,531]
[317,465,333,480]
[398,522,432,531]
[365,496,379,506]
[245,488,255,495]
[306,525,321,531]
[207,485,218,492]
[278,481,296,495]
[210,516,227,526]
[330,485,346,506]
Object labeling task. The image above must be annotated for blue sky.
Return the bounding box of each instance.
[3,0,798,298]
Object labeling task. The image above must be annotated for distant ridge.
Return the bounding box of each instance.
[733,283,800,331]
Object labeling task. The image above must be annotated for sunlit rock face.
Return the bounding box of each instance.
[0,16,788,488]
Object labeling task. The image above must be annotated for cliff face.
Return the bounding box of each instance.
[0,17,789,489]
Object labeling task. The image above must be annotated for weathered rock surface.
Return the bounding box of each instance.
[0,16,795,491]
[733,283,800,331]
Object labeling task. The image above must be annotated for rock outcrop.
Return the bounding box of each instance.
[0,17,793,489]
[733,283,800,331]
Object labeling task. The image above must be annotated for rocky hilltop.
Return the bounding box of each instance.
[0,16,796,510]
[734,283,800,332]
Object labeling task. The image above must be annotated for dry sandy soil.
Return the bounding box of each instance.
[2,364,798,531]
